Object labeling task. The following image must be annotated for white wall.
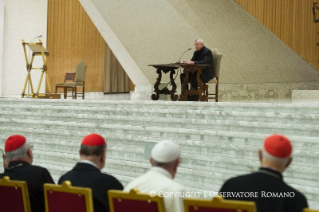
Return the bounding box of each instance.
[0,0,4,96]
[2,0,48,96]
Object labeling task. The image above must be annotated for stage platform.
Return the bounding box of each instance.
[0,97,318,209]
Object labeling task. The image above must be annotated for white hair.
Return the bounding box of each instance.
[261,148,291,165]
[5,142,32,161]
[195,38,204,44]
[152,158,179,168]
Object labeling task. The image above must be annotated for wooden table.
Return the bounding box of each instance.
[149,64,180,101]
[179,64,210,102]
[149,63,210,101]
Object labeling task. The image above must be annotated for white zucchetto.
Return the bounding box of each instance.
[151,140,180,163]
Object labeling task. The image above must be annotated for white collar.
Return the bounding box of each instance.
[80,160,98,169]
[150,167,173,179]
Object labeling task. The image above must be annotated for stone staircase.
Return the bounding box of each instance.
[0,98,318,209]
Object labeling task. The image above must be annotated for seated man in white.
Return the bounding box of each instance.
[124,140,185,212]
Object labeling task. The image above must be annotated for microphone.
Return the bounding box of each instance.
[177,48,192,62]
[31,35,42,42]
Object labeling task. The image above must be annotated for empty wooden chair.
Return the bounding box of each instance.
[183,196,256,212]
[44,180,93,212]
[108,188,165,212]
[63,61,87,99]
[0,176,31,212]
[54,61,87,99]
[55,72,76,99]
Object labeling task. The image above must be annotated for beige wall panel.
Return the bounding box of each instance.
[47,0,104,92]
[235,0,319,70]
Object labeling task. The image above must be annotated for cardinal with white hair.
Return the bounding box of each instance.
[219,134,308,212]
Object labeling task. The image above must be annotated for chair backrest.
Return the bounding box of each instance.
[303,209,319,212]
[108,188,165,212]
[0,176,31,212]
[212,49,222,78]
[44,180,93,212]
[75,60,87,82]
[184,196,256,212]
[64,72,76,82]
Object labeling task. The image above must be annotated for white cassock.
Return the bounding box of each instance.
[124,167,185,212]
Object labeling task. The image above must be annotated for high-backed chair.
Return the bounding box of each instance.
[304,209,319,212]
[108,188,165,212]
[184,196,256,212]
[204,48,222,102]
[44,180,93,212]
[68,61,86,99]
[58,61,87,99]
[55,72,76,99]
[0,176,31,212]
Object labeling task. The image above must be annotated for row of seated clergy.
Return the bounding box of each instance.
[0,134,310,212]
[123,135,309,212]
[0,134,124,212]
[0,135,55,212]
[1,136,249,212]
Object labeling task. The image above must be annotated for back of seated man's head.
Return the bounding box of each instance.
[259,134,293,173]
[150,140,181,179]
[79,133,107,170]
[5,135,33,164]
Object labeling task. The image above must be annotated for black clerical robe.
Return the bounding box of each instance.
[58,162,123,212]
[219,167,308,212]
[0,161,55,212]
[180,46,214,100]
[191,46,214,82]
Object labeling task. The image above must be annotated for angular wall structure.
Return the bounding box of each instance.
[80,0,319,101]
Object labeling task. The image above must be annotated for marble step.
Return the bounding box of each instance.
[0,122,319,167]
[1,119,319,161]
[1,113,319,139]
[31,143,319,184]
[2,98,319,114]
[1,107,319,127]
[1,101,319,123]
